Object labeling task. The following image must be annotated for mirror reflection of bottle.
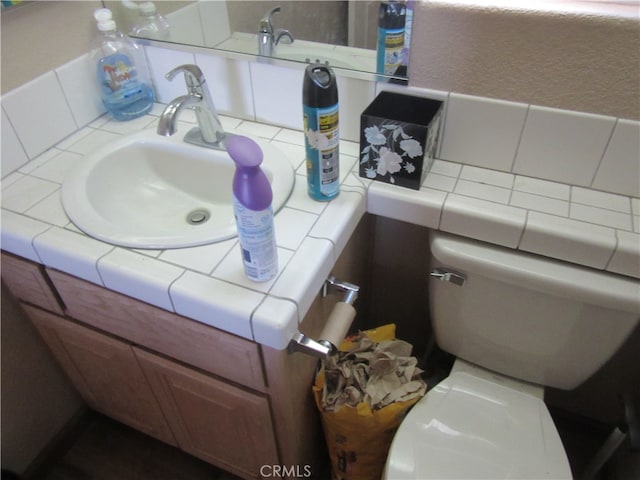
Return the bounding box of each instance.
[130,2,171,41]
[303,64,340,201]
[92,9,154,121]
[377,1,407,76]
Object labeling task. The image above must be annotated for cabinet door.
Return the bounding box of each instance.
[1,252,64,315]
[24,304,176,447]
[135,348,278,479]
[47,269,266,391]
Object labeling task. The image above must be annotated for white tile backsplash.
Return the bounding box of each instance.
[195,53,254,120]
[591,119,640,197]
[439,93,528,171]
[55,53,104,127]
[250,62,304,130]
[2,72,78,159]
[1,43,637,205]
[335,75,377,142]
[1,109,29,176]
[145,46,196,103]
[513,106,616,186]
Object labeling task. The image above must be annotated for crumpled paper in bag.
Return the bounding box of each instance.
[321,334,427,412]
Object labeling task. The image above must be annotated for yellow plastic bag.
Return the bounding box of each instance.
[313,324,422,480]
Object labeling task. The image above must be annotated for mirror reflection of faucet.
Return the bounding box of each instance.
[156,64,227,150]
[258,6,294,58]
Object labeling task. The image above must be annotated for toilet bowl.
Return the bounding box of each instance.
[384,359,571,479]
[384,231,640,479]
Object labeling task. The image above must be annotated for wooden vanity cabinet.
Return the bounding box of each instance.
[23,304,177,447]
[0,252,304,480]
[135,348,278,478]
[1,252,64,316]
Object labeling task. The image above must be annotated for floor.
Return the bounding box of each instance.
[17,410,639,480]
[24,413,242,480]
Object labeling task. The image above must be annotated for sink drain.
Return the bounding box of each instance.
[186,209,210,225]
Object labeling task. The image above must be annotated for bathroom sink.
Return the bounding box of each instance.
[61,129,295,249]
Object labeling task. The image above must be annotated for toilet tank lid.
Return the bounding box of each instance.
[430,232,640,315]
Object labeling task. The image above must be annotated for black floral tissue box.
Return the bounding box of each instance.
[359,91,444,190]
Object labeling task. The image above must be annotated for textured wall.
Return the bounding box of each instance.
[0,1,102,94]
[409,0,640,120]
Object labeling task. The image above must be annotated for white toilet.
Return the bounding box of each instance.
[384,231,640,479]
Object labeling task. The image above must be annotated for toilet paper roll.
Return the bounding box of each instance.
[319,302,356,348]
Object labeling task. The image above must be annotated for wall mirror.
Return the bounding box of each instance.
[104,0,412,81]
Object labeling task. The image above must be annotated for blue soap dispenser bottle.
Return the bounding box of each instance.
[91,8,154,121]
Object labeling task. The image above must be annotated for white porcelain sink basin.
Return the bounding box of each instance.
[62,129,295,249]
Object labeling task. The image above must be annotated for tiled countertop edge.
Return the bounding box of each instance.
[367,160,640,279]
[1,112,638,351]
[0,110,367,350]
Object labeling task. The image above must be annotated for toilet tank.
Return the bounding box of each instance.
[429,232,640,390]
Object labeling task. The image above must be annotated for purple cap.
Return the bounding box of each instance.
[227,135,273,211]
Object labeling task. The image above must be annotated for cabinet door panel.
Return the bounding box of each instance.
[47,269,265,391]
[24,304,176,447]
[1,252,64,315]
[135,348,278,479]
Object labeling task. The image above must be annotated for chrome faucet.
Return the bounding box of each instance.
[157,64,226,150]
[258,6,294,57]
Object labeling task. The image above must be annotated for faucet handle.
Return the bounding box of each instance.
[165,64,206,88]
[260,6,281,33]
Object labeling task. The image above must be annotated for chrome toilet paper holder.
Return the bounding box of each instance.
[287,275,359,359]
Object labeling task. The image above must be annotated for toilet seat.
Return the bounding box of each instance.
[384,361,572,479]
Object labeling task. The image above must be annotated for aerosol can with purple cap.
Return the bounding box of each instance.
[227,135,278,282]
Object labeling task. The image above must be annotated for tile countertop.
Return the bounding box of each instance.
[2,108,639,350]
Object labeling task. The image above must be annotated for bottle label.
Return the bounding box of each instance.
[378,27,404,75]
[97,52,140,95]
[303,103,340,199]
[233,197,278,282]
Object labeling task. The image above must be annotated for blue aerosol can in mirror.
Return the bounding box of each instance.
[377,0,407,76]
[303,63,339,201]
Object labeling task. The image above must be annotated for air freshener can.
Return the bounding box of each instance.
[303,64,339,201]
[377,1,407,76]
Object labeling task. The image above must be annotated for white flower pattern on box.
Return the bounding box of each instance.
[360,124,423,184]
